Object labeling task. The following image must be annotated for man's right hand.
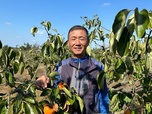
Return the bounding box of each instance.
[34,75,50,89]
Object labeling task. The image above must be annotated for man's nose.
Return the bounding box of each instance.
[75,39,81,44]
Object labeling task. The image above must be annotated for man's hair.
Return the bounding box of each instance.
[68,25,89,39]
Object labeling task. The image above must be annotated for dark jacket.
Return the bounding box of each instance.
[55,55,109,114]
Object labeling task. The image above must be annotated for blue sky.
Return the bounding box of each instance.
[0,0,151,47]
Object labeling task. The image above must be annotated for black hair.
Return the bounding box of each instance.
[68,25,89,39]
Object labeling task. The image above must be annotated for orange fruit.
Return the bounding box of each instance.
[43,105,56,114]
[53,103,59,112]
[58,82,65,90]
[125,109,131,114]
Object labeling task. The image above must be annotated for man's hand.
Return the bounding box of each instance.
[34,75,50,89]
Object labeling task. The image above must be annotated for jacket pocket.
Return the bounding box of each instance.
[89,91,100,113]
[93,91,100,113]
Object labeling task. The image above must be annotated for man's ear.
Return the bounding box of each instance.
[87,38,90,46]
[67,40,70,47]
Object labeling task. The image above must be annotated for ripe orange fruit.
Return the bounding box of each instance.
[58,82,65,90]
[125,109,131,114]
[53,103,59,112]
[43,105,56,114]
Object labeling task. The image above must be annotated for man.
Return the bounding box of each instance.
[36,25,109,113]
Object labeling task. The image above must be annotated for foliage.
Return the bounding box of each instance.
[108,8,152,113]
[0,7,152,114]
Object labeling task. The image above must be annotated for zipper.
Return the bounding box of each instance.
[77,59,81,95]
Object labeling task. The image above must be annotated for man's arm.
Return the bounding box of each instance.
[99,78,109,113]
[34,75,50,89]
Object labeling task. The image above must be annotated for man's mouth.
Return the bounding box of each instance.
[74,48,81,50]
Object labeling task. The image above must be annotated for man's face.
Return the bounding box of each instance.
[68,29,89,58]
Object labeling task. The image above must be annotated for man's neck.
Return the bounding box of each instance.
[71,54,88,59]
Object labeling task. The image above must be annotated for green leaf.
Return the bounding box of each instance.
[124,96,131,103]
[75,95,84,113]
[135,8,149,38]
[48,71,59,78]
[62,87,72,98]
[18,102,25,114]
[3,53,9,67]
[24,102,38,114]
[0,74,2,84]
[13,100,22,113]
[41,44,47,56]
[97,71,105,89]
[35,106,43,114]
[46,44,51,56]
[52,28,58,33]
[50,43,55,51]
[112,9,130,41]
[0,40,2,49]
[148,37,152,45]
[31,27,38,37]
[110,93,118,106]
[8,49,16,60]
[109,31,117,54]
[43,21,51,31]
[50,88,60,101]
[39,100,50,106]
[114,62,126,74]
[54,37,58,52]
[19,62,25,74]
[127,13,135,35]
[86,46,91,56]
[0,100,6,113]
[0,49,2,58]
[13,62,19,74]
[29,85,36,94]
[148,12,152,28]
[40,88,52,96]
[115,58,123,69]
[5,71,14,85]
[0,106,7,114]
[115,58,126,74]
[0,40,2,57]
[67,95,76,105]
[46,21,51,31]
[24,96,36,104]
[146,103,152,114]
[116,27,131,56]
[18,51,24,62]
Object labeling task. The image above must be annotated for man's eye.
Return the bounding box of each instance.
[71,38,76,40]
[79,37,85,40]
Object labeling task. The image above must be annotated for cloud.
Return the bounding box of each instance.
[5,21,11,25]
[37,29,45,36]
[32,39,36,43]
[102,2,110,7]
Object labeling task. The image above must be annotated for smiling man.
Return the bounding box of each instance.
[36,25,109,114]
[67,26,89,58]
